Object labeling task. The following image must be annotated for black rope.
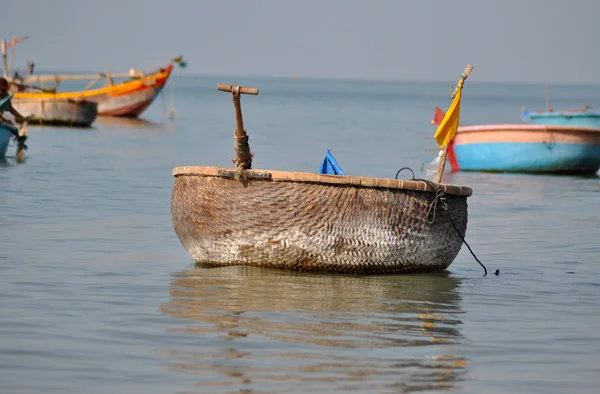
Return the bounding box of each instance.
[445,210,488,276]
[395,167,416,180]
[394,166,493,276]
[425,185,447,224]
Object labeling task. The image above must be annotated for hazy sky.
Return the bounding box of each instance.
[4,0,599,84]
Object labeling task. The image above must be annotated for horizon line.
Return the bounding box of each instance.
[13,68,600,88]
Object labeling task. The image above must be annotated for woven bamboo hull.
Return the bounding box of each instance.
[171,166,471,274]
[11,98,98,127]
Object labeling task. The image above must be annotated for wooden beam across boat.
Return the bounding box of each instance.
[17,71,147,84]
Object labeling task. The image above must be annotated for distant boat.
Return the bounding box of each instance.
[522,105,600,129]
[13,63,174,118]
[431,107,600,175]
[3,35,182,118]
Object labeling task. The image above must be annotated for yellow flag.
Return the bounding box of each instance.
[434,86,462,147]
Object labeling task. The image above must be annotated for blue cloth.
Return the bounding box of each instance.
[319,149,345,175]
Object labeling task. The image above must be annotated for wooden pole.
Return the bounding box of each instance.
[217,84,259,170]
[10,35,15,77]
[20,72,145,84]
[545,84,550,111]
[82,76,102,92]
[8,81,55,93]
[435,145,450,184]
[105,67,114,87]
[1,39,7,78]
[435,64,474,184]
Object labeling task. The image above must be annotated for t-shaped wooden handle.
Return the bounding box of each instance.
[217,83,260,171]
[217,84,259,95]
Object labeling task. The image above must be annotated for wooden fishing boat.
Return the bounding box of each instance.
[13,64,173,118]
[11,96,97,127]
[2,38,181,118]
[172,69,475,274]
[432,109,600,175]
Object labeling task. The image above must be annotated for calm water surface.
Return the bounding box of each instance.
[1,76,599,393]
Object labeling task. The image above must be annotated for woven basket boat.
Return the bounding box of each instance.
[171,83,473,274]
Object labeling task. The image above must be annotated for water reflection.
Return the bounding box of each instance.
[159,266,468,393]
[94,115,159,129]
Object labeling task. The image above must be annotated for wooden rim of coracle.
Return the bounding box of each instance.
[172,166,473,197]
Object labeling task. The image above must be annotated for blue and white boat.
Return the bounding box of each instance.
[431,106,600,175]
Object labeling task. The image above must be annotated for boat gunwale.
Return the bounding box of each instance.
[172,166,473,197]
[11,97,98,106]
[529,112,600,119]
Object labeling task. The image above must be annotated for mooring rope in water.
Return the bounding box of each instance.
[395,167,494,276]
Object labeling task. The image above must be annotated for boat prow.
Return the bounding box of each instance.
[97,64,173,117]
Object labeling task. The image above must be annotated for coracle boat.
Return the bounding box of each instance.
[171,67,475,274]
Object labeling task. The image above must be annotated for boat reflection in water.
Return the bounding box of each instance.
[94,115,159,129]
[159,266,468,393]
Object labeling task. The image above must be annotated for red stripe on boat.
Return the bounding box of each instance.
[447,140,460,172]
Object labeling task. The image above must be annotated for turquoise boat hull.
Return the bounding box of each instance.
[448,124,600,175]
